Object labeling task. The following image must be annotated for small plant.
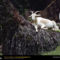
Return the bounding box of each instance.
[55,30,60,32]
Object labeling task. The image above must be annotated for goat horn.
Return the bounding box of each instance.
[35,11,40,13]
[36,14,41,16]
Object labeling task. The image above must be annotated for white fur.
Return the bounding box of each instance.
[29,11,59,32]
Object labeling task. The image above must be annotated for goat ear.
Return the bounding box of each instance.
[30,11,34,14]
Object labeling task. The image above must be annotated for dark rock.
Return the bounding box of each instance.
[2,24,60,55]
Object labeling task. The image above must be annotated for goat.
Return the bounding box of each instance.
[29,11,59,32]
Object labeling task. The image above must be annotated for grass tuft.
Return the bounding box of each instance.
[41,46,60,55]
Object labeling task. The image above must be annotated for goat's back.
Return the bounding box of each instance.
[36,17,51,24]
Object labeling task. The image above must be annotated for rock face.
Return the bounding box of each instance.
[2,24,60,55]
[1,0,60,55]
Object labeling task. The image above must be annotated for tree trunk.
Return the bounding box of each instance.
[40,0,60,22]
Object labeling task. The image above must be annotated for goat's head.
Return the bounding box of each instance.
[29,11,41,20]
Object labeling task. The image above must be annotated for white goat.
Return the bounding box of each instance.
[29,11,59,32]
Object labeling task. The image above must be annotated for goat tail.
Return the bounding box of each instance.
[52,20,57,26]
[52,20,59,30]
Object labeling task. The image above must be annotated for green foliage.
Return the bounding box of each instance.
[55,30,60,32]
[0,52,2,56]
[41,46,60,55]
[28,17,32,22]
